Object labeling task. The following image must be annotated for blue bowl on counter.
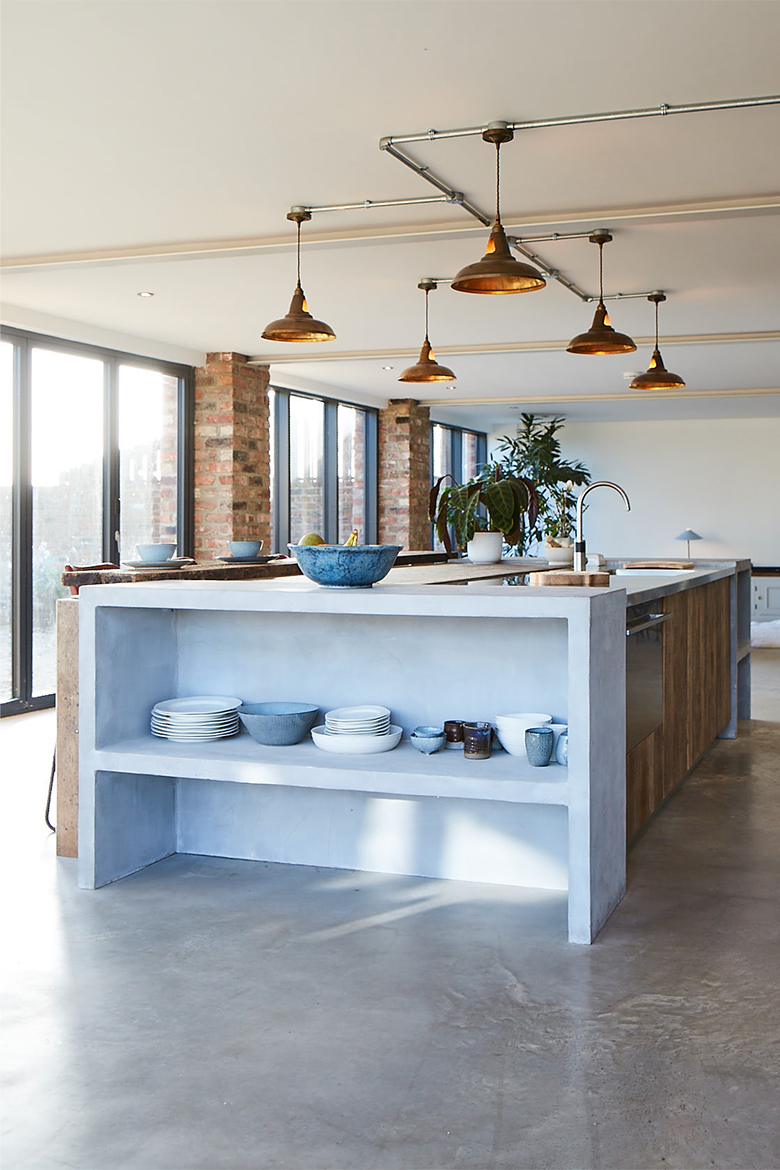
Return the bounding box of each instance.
[287,544,402,588]
[239,702,319,746]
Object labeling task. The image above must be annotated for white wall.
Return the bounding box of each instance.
[488,417,780,566]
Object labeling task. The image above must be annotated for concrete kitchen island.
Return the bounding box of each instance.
[78,577,628,944]
[77,562,747,944]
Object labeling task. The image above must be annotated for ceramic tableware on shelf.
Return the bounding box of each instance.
[151,695,242,741]
[494,713,553,756]
[137,543,177,562]
[463,722,493,760]
[548,723,568,749]
[555,731,569,766]
[525,726,554,767]
[325,705,391,736]
[238,702,318,746]
[311,724,403,755]
[444,720,465,749]
[410,726,445,754]
[227,540,263,559]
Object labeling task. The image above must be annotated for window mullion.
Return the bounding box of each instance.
[103,358,119,565]
[273,390,291,551]
[323,400,338,544]
[11,338,31,705]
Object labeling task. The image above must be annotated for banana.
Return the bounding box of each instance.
[344,529,359,547]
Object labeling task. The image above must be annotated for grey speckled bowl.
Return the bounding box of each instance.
[239,702,319,746]
[287,544,402,588]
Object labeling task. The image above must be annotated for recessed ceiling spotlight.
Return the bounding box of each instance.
[382,365,394,371]
[137,291,154,298]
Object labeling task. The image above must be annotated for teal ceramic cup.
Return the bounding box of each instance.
[525,726,554,767]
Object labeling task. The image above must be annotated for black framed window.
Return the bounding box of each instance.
[0,327,193,715]
[270,387,377,551]
[431,422,487,484]
[430,422,487,550]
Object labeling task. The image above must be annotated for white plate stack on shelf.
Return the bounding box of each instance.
[150,696,242,741]
[311,705,402,755]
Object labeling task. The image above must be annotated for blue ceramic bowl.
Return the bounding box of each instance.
[239,702,319,746]
[288,544,402,588]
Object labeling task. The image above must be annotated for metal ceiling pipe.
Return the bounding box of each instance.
[301,195,456,214]
[379,94,780,147]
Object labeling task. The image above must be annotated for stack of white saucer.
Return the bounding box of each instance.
[324,705,391,736]
[151,695,242,741]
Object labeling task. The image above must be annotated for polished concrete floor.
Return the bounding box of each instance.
[2,653,779,1170]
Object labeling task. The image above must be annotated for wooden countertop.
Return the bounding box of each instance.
[62,550,448,591]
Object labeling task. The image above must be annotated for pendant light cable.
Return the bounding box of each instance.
[296,218,302,289]
[424,285,430,341]
[598,239,604,304]
[495,142,501,224]
[653,297,659,349]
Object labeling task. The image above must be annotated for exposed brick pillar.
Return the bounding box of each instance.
[377,398,431,550]
[193,353,270,559]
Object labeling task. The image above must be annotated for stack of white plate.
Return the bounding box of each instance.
[312,704,401,755]
[325,705,391,735]
[151,696,242,741]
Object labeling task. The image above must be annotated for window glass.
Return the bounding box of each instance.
[289,395,324,542]
[268,388,276,552]
[118,366,179,563]
[31,347,103,696]
[432,424,452,482]
[0,342,13,702]
[462,431,479,481]
[337,405,366,543]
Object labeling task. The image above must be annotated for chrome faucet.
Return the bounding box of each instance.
[574,481,631,572]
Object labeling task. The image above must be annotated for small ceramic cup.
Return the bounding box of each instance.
[525,726,554,767]
[555,731,569,767]
[444,720,465,749]
[228,540,263,559]
[463,722,493,760]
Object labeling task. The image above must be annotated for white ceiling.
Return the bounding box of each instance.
[2,0,779,427]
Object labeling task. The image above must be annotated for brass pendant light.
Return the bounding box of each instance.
[451,124,546,295]
[567,230,636,355]
[398,279,456,383]
[630,292,685,390]
[261,209,336,343]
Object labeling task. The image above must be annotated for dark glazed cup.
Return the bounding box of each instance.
[444,720,465,748]
[525,726,554,767]
[463,722,493,760]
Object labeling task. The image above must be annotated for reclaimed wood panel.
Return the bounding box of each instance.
[626,727,663,843]
[662,588,689,798]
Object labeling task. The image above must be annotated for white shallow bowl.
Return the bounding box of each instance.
[495,712,552,731]
[311,724,402,755]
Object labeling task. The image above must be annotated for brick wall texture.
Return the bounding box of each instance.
[378,398,431,550]
[193,353,270,559]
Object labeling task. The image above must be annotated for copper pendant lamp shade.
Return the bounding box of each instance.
[451,126,546,296]
[567,231,636,355]
[630,292,685,390]
[398,279,456,384]
[261,211,335,343]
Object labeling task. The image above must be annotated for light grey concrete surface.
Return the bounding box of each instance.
[77,584,627,941]
[2,654,779,1170]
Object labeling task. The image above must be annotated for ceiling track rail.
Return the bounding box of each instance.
[296,94,780,305]
[380,95,780,147]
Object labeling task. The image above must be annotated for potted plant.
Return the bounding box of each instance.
[490,414,591,558]
[429,466,539,562]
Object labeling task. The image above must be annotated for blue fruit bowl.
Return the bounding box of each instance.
[287,544,402,588]
[238,702,319,746]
